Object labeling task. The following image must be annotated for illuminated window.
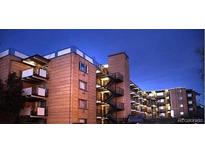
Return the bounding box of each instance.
[159,113,165,117]
[79,99,88,109]
[180,104,183,107]
[79,62,88,73]
[187,93,192,97]
[180,112,184,115]
[188,101,192,105]
[179,97,183,100]
[79,80,87,90]
[159,99,165,103]
[149,93,154,97]
[79,118,87,124]
[156,92,164,96]
[159,106,165,110]
[189,108,193,111]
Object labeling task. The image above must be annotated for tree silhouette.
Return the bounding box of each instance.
[0,72,24,123]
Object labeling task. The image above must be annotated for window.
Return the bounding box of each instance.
[149,93,154,97]
[179,96,183,100]
[180,112,184,115]
[187,93,192,97]
[79,80,87,90]
[37,101,46,108]
[79,118,87,124]
[159,113,165,117]
[159,99,165,103]
[188,101,192,105]
[180,104,183,108]
[189,107,193,111]
[159,106,165,110]
[156,92,164,96]
[79,62,88,73]
[79,99,88,109]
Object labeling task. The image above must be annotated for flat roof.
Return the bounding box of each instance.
[108,52,129,59]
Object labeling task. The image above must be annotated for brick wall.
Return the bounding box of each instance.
[108,53,131,119]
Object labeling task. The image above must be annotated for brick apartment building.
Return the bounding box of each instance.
[130,81,199,119]
[0,48,131,124]
[0,47,201,124]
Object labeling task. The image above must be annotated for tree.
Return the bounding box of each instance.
[0,72,24,123]
[0,79,5,106]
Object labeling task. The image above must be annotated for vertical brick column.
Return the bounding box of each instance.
[108,52,131,120]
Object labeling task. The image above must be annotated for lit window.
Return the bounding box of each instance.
[189,108,193,111]
[180,112,184,115]
[158,99,165,103]
[79,99,88,109]
[188,101,192,105]
[79,118,87,124]
[79,80,87,90]
[159,113,165,117]
[171,110,175,118]
[79,62,88,73]
[187,93,192,97]
[179,96,183,100]
[179,89,182,93]
[159,106,165,110]
[180,104,183,108]
[156,92,164,96]
[149,93,154,97]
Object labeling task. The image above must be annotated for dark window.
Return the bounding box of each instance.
[79,99,88,109]
[79,62,88,73]
[79,80,87,91]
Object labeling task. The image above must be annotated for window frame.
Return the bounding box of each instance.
[79,99,88,110]
[79,80,87,91]
[79,62,88,73]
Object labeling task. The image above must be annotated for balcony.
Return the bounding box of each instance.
[157,99,166,105]
[110,102,124,111]
[21,68,48,82]
[108,87,124,96]
[108,72,123,82]
[30,107,46,118]
[156,92,165,98]
[20,104,47,118]
[22,87,48,100]
[158,106,166,112]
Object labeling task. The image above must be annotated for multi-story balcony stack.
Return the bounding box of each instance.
[130,81,147,118]
[147,90,169,118]
[96,65,124,124]
[96,52,131,124]
[20,55,50,123]
[108,52,131,123]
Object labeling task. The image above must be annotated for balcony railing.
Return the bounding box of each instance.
[31,107,46,117]
[110,102,124,110]
[108,72,123,82]
[22,87,48,99]
[20,106,47,118]
[21,68,48,82]
[158,106,166,112]
[108,86,124,96]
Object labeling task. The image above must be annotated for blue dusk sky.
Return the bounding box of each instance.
[0,29,204,104]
